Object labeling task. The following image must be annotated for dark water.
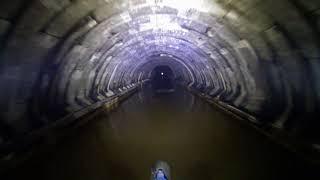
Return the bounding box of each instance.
[3,85,319,180]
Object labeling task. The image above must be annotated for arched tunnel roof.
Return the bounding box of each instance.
[0,0,319,141]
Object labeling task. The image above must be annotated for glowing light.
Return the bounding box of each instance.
[161,72,164,75]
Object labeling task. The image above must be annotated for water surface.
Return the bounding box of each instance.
[3,85,319,180]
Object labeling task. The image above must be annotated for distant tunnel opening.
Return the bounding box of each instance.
[151,65,175,92]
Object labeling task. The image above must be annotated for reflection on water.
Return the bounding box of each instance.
[3,85,319,180]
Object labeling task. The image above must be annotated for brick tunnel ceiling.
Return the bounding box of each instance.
[49,0,265,113]
[0,0,320,135]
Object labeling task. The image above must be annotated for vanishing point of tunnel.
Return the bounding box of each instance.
[0,0,320,179]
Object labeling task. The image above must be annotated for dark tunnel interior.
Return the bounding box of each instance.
[0,0,320,179]
[151,65,175,92]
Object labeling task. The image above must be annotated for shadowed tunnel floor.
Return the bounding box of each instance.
[3,85,319,180]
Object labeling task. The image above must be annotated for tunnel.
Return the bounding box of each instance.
[151,65,175,92]
[0,0,320,179]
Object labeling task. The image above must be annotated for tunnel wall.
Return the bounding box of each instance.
[0,0,319,146]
